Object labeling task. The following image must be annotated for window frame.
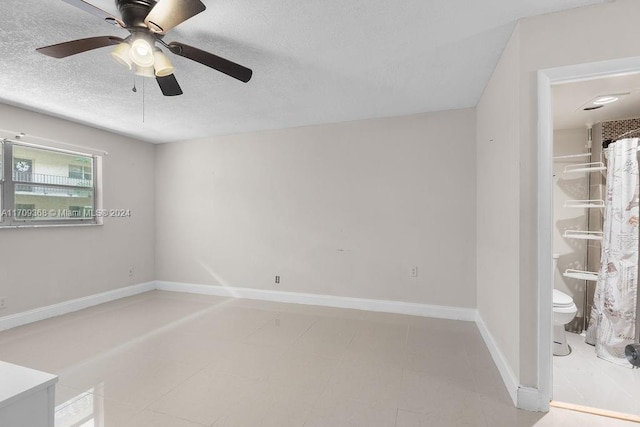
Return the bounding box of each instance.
[68,164,92,181]
[0,139,101,227]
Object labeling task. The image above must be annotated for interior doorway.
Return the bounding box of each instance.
[538,57,640,418]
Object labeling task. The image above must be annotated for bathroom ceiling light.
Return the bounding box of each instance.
[579,93,630,112]
[593,96,619,105]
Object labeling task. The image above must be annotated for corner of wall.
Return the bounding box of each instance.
[475,11,522,389]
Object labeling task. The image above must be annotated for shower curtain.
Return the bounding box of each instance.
[585,138,639,367]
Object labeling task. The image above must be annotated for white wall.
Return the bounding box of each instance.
[477,0,640,391]
[552,128,589,321]
[0,103,156,315]
[156,109,477,308]
[476,26,521,380]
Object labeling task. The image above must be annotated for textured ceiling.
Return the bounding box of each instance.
[0,0,610,143]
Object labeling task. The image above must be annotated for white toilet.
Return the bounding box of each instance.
[553,254,578,356]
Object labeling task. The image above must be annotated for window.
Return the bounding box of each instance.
[69,164,92,181]
[0,143,3,213]
[69,205,93,219]
[15,203,36,219]
[14,158,33,182]
[1,140,99,226]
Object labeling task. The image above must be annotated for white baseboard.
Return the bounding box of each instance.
[0,281,155,332]
[0,280,476,333]
[154,281,478,321]
[517,386,544,412]
[475,312,519,406]
[475,313,545,411]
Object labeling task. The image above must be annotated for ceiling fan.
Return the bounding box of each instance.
[36,0,253,96]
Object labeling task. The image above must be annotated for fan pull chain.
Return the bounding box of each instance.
[131,74,145,123]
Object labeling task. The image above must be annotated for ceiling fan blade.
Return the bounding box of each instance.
[36,36,125,58]
[168,42,252,83]
[144,0,206,34]
[156,74,183,96]
[61,0,124,27]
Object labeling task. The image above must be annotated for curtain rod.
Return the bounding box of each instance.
[617,128,640,140]
[0,128,108,156]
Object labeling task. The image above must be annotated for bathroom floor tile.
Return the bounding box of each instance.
[554,331,640,415]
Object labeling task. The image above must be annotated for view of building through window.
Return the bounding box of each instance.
[1,142,96,224]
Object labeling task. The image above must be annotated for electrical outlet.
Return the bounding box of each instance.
[411,266,418,278]
[128,267,135,277]
[0,297,7,310]
[275,275,280,284]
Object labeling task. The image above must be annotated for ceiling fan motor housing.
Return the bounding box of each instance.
[116,0,157,28]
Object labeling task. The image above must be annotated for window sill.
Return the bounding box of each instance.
[0,222,103,229]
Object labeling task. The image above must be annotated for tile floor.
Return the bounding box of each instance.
[0,290,637,426]
[553,331,640,416]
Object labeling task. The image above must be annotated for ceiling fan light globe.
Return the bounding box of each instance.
[134,65,156,78]
[129,38,155,68]
[110,43,132,70]
[153,49,174,77]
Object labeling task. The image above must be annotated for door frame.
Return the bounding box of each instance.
[537,56,640,409]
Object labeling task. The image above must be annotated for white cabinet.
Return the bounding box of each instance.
[0,361,58,427]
